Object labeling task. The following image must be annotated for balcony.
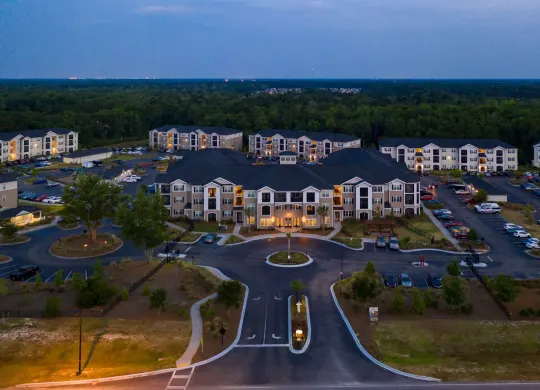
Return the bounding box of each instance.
[160,185,171,194]
[333,197,343,207]
[290,195,302,202]
[161,195,171,206]
[234,197,244,208]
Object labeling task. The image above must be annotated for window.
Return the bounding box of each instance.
[321,190,332,198]
[260,218,273,226]
[405,184,415,193]
[359,198,369,209]
[275,204,287,210]
[1,195,5,202]
[222,198,233,205]
[304,218,317,226]
[193,198,203,205]
[194,210,203,218]
[262,205,271,216]
[223,210,232,218]
[291,204,302,210]
[391,196,402,202]
[373,198,383,204]
[247,203,256,210]
[343,185,354,193]
[275,192,287,202]
[174,196,184,203]
[222,186,233,193]
[344,197,354,205]
[173,184,185,192]
[306,205,315,215]
[393,208,402,215]
[193,186,203,193]
[344,210,354,217]
[372,186,383,193]
[208,188,217,197]
[391,184,402,191]
[306,192,315,202]
[359,188,368,197]
[261,192,271,202]
[246,190,256,198]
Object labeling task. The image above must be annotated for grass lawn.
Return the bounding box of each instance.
[301,228,331,236]
[50,233,122,258]
[0,255,10,263]
[170,220,232,233]
[268,251,309,265]
[19,201,64,215]
[239,227,274,237]
[225,235,244,245]
[393,214,455,250]
[332,237,363,248]
[501,205,540,237]
[0,235,29,245]
[0,317,191,388]
[372,320,540,381]
[179,232,202,243]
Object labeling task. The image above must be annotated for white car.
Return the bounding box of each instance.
[504,223,522,230]
[41,161,52,166]
[42,196,62,204]
[454,189,470,195]
[166,149,173,153]
[123,177,137,183]
[514,230,531,238]
[128,175,142,181]
[131,150,143,155]
[526,240,540,249]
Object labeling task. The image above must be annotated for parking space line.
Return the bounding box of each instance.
[185,247,191,253]
[0,264,16,271]
[0,266,19,277]
[487,256,493,262]
[262,294,269,345]
[25,271,44,282]
[64,271,72,282]
[45,272,57,283]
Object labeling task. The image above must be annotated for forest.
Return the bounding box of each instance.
[1,79,540,163]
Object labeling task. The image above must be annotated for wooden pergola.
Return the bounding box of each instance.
[365,220,395,235]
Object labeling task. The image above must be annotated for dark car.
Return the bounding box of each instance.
[437,214,454,222]
[428,274,443,289]
[10,265,40,281]
[60,167,74,172]
[204,234,215,244]
[383,273,398,288]
[376,235,386,248]
[33,178,47,184]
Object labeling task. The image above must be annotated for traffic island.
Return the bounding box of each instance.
[0,235,30,246]
[288,295,311,353]
[266,251,313,267]
[0,255,13,264]
[50,233,122,259]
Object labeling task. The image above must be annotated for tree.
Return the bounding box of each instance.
[117,189,169,262]
[412,288,426,315]
[363,261,376,276]
[291,279,305,302]
[317,204,329,230]
[43,296,62,318]
[243,208,254,232]
[35,273,42,288]
[150,288,167,315]
[93,259,105,280]
[61,174,123,242]
[443,276,467,312]
[216,280,243,315]
[75,262,114,308]
[121,287,129,301]
[467,229,478,241]
[446,258,461,277]
[487,273,519,303]
[473,189,488,204]
[1,222,18,240]
[54,269,64,287]
[351,271,382,302]
[72,272,83,291]
[30,168,39,178]
[392,287,405,312]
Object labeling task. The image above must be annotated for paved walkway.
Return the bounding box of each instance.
[421,204,461,249]
[17,216,61,234]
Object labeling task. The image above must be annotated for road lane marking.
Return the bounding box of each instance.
[487,256,493,262]
[45,272,57,282]
[274,294,282,300]
[252,296,260,301]
[262,294,269,345]
[64,271,72,281]
[25,271,44,282]
[185,247,191,253]
[235,344,288,348]
[246,334,256,340]
[271,334,281,340]
[0,266,19,276]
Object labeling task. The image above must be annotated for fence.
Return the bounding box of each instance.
[466,245,511,319]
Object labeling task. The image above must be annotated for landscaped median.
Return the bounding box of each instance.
[331,262,540,381]
[0,255,12,263]
[224,235,244,245]
[288,295,311,353]
[50,233,122,258]
[266,251,312,267]
[331,236,363,249]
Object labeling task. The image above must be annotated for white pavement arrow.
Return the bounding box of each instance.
[296,301,302,313]
[272,334,281,340]
[252,296,261,301]
[274,294,282,300]
[246,334,256,340]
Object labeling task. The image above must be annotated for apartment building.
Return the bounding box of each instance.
[0,128,78,162]
[249,129,361,161]
[378,138,518,173]
[155,148,420,229]
[532,142,540,167]
[149,126,243,151]
[0,172,19,210]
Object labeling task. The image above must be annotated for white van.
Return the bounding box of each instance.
[474,203,501,214]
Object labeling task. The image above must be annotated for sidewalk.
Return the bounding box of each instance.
[17,216,61,235]
[234,223,342,243]
[421,204,461,249]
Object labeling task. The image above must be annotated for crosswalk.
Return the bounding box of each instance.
[165,367,195,390]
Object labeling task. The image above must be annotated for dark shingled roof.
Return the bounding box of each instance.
[279,151,297,156]
[64,147,111,158]
[379,138,516,149]
[463,176,505,196]
[0,206,41,219]
[158,148,418,190]
[253,129,360,143]
[0,128,73,141]
[0,172,20,184]
[152,125,242,136]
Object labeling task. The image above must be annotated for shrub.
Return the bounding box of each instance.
[200,300,216,320]
[467,229,478,241]
[150,288,167,311]
[392,288,405,312]
[461,303,474,315]
[176,307,189,319]
[121,287,129,301]
[487,273,519,303]
[217,280,243,314]
[43,296,62,318]
[54,269,64,287]
[35,273,42,288]
[142,283,151,296]
[72,272,83,291]
[0,279,8,296]
[75,276,115,308]
[519,309,530,317]
[412,288,426,315]
[1,222,18,239]
[446,259,461,277]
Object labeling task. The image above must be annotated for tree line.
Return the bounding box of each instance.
[1,81,540,162]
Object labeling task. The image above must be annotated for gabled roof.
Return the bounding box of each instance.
[0,128,74,142]
[379,137,516,149]
[152,125,242,136]
[253,129,360,143]
[64,147,111,158]
[0,206,41,219]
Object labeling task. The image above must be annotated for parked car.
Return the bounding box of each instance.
[123,177,137,183]
[34,195,49,202]
[461,197,474,204]
[10,265,40,281]
[46,181,60,188]
[427,274,443,289]
[424,199,441,205]
[507,227,524,235]
[444,221,464,229]
[60,167,74,172]
[400,273,413,288]
[433,209,452,216]
[32,178,47,184]
[204,234,215,244]
[43,196,62,204]
[383,273,398,288]
[454,189,470,195]
[474,203,501,214]
[526,239,540,249]
[437,214,454,222]
[514,230,531,238]
[388,236,400,250]
[376,235,387,248]
[421,194,433,201]
[128,175,142,181]
[504,223,523,231]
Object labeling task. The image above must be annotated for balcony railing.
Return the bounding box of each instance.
[160,185,171,194]
[234,197,244,207]
[333,197,342,206]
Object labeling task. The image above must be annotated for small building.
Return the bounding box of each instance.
[63,148,112,164]
[279,151,297,165]
[533,142,540,167]
[102,164,132,184]
[0,206,43,226]
[463,176,508,203]
[0,172,20,210]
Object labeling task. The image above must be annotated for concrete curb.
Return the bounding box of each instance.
[0,237,31,246]
[172,235,202,246]
[399,246,490,254]
[330,282,441,382]
[265,252,313,268]
[287,295,311,354]
[16,266,250,388]
[57,224,81,231]
[330,238,367,251]
[524,249,540,259]
[0,256,14,265]
[48,238,124,260]
[506,181,522,188]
